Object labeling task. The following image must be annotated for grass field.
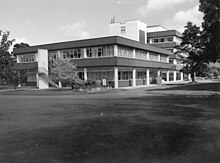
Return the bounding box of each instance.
[0,82,220,163]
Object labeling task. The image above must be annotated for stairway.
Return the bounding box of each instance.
[38,73,58,87]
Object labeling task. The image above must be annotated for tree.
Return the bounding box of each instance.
[175,22,206,82]
[0,30,28,90]
[49,58,81,88]
[0,30,14,72]
[13,42,30,49]
[199,0,220,62]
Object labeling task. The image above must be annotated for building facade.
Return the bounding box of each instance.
[14,20,185,89]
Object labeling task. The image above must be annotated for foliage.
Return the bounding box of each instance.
[175,22,206,82]
[0,30,14,72]
[199,0,220,62]
[49,58,79,87]
[0,30,28,90]
[13,42,30,49]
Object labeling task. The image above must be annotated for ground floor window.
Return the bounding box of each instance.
[87,71,114,81]
[118,71,132,80]
[136,72,146,79]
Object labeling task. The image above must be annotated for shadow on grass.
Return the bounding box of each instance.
[147,82,220,92]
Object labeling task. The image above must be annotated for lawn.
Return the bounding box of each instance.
[0,82,220,163]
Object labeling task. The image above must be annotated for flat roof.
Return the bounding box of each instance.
[13,36,172,56]
[147,30,182,38]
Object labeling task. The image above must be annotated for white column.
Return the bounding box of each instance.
[157,70,161,78]
[158,54,161,62]
[147,52,149,60]
[167,56,169,63]
[84,68,87,80]
[181,72,184,81]
[114,67,118,88]
[188,74,191,80]
[36,73,39,88]
[57,50,61,59]
[132,49,135,58]
[132,68,136,87]
[167,71,170,83]
[114,45,118,57]
[17,55,20,63]
[146,69,150,85]
[83,48,87,58]
[173,71,177,82]
[58,81,62,88]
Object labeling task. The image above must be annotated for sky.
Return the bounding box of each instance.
[0,0,203,46]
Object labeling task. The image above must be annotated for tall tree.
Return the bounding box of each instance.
[0,30,28,90]
[176,22,206,82]
[0,30,14,72]
[199,0,220,62]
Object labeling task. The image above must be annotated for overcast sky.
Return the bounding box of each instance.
[1,0,203,46]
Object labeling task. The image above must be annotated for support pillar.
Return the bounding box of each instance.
[132,68,136,87]
[146,69,150,85]
[114,45,118,57]
[114,67,118,88]
[36,73,39,88]
[84,68,87,80]
[173,71,177,82]
[181,72,184,81]
[83,48,87,58]
[167,71,170,83]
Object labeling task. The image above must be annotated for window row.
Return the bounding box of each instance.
[118,46,133,58]
[149,52,159,61]
[86,46,113,58]
[18,54,36,63]
[160,55,168,62]
[152,37,173,44]
[135,49,149,60]
[87,71,114,81]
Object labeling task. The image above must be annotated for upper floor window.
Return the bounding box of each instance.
[86,46,113,58]
[135,49,148,60]
[149,52,159,61]
[18,53,36,63]
[160,55,168,63]
[118,46,133,58]
[152,37,174,44]
[62,49,82,59]
[121,26,126,34]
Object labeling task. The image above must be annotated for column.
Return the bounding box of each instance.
[147,52,149,60]
[157,70,161,78]
[173,71,177,82]
[36,73,39,88]
[181,72,184,81]
[132,49,135,58]
[132,68,136,87]
[57,50,61,59]
[114,67,118,88]
[158,54,161,62]
[167,70,170,83]
[114,45,118,57]
[83,48,87,58]
[146,69,150,85]
[84,68,87,80]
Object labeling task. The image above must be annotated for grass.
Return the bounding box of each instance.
[0,82,220,163]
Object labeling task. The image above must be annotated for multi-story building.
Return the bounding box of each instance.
[13,20,185,89]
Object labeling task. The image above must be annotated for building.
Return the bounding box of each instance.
[13,20,185,89]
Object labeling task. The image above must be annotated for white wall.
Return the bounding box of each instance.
[37,49,49,89]
[108,20,147,43]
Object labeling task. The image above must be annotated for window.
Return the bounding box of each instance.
[19,53,36,63]
[87,71,114,80]
[160,55,168,62]
[149,52,159,61]
[61,49,82,59]
[118,46,133,58]
[121,26,126,34]
[118,71,132,80]
[86,46,113,58]
[135,49,149,60]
